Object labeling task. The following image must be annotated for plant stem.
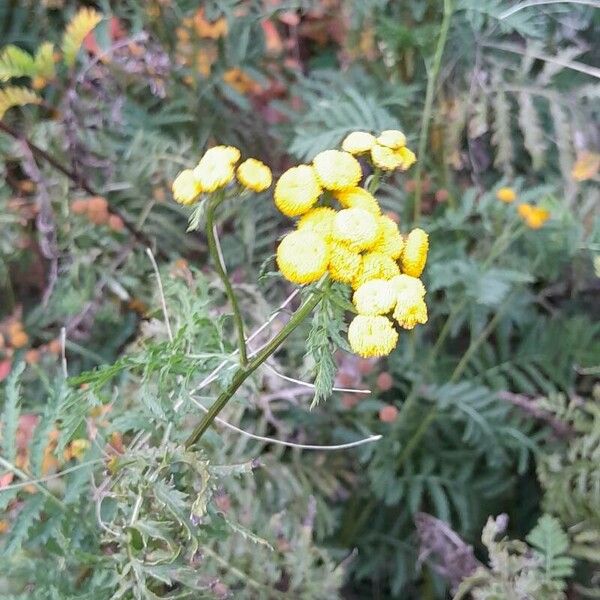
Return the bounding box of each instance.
[184,279,326,448]
[206,193,248,366]
[413,0,454,222]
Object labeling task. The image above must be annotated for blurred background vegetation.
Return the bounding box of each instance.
[0,1,599,598]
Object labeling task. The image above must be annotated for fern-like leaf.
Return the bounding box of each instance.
[61,8,102,67]
[0,45,35,81]
[517,92,547,170]
[1,362,24,464]
[526,514,575,586]
[34,42,56,81]
[0,85,41,119]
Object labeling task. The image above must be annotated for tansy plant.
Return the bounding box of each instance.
[172,131,424,445]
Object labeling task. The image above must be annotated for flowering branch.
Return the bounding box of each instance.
[205,191,248,365]
[184,277,327,448]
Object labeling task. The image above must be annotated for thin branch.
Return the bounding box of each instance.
[262,362,371,395]
[188,395,381,450]
[497,391,572,437]
[0,120,152,247]
[483,41,600,80]
[500,0,600,20]
[0,459,104,492]
[145,247,173,342]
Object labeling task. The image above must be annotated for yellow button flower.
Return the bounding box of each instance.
[348,315,398,358]
[373,215,404,259]
[276,230,329,285]
[353,279,396,316]
[236,158,272,192]
[313,150,362,191]
[328,241,362,284]
[334,187,381,215]
[401,228,429,277]
[342,131,376,155]
[517,204,550,229]
[376,129,406,149]
[371,143,403,171]
[389,274,426,298]
[203,145,241,165]
[393,294,428,330]
[353,251,400,289]
[274,165,322,217]
[397,146,416,170]
[193,148,237,192]
[332,208,379,252]
[298,207,337,240]
[496,187,517,203]
[172,169,203,205]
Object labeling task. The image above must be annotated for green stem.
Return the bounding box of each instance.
[184,279,326,448]
[413,0,454,222]
[206,193,248,366]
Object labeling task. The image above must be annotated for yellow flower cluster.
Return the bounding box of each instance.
[272,133,426,358]
[171,145,272,205]
[495,186,551,229]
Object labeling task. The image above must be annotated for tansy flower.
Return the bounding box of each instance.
[274,165,322,217]
[496,187,517,203]
[376,129,406,150]
[298,207,337,240]
[373,215,404,259]
[202,145,241,165]
[236,158,272,192]
[328,241,362,284]
[371,144,404,171]
[348,315,398,358]
[332,208,379,252]
[342,131,376,155]
[518,204,550,229]
[276,230,329,284]
[353,251,400,289]
[334,187,381,215]
[172,169,203,205]
[313,150,362,191]
[353,279,396,316]
[389,274,426,298]
[401,228,429,277]
[393,294,428,330]
[397,147,417,170]
[193,147,239,192]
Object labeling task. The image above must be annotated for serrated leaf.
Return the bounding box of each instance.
[0,86,41,119]
[0,45,35,81]
[1,362,24,464]
[62,8,103,67]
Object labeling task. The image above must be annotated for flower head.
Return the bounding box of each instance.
[172,169,203,205]
[396,146,416,170]
[236,158,272,192]
[353,251,400,289]
[276,230,329,285]
[298,207,337,240]
[342,131,376,155]
[371,144,403,171]
[393,294,428,330]
[401,228,429,277]
[328,242,362,284]
[334,187,381,215]
[376,129,406,150]
[313,150,362,191]
[332,208,379,252]
[353,279,396,316]
[518,204,550,229]
[274,165,322,217]
[373,215,404,259]
[496,187,517,203]
[348,315,398,358]
[193,146,239,192]
[389,274,426,298]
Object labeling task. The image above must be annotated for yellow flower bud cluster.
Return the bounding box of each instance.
[341,129,416,172]
[171,145,272,205]
[495,186,551,229]
[272,133,425,358]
